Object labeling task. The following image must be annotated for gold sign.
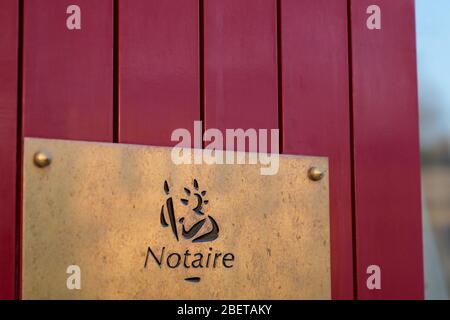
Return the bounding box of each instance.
[22,138,331,299]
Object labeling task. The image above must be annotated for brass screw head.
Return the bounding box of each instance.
[33,150,52,168]
[308,167,325,181]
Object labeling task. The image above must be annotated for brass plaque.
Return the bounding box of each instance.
[23,138,330,299]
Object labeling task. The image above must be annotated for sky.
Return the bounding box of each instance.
[416,0,450,144]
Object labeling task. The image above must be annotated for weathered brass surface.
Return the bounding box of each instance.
[23,138,331,300]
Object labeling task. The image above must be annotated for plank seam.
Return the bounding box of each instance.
[15,0,24,301]
[346,0,358,300]
[276,0,283,154]
[200,0,205,148]
[113,0,119,143]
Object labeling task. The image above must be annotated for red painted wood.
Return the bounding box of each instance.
[203,0,278,151]
[350,0,424,299]
[23,0,113,141]
[0,0,18,300]
[281,0,354,299]
[118,0,200,146]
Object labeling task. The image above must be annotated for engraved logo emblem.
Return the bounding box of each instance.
[160,179,220,243]
[144,179,233,283]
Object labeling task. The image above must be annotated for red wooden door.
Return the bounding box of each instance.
[0,0,424,300]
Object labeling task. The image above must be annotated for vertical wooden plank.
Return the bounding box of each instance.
[0,0,18,300]
[21,0,113,299]
[204,0,278,150]
[281,0,354,299]
[23,0,114,141]
[118,0,199,146]
[350,0,424,299]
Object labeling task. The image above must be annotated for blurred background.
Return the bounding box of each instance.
[416,0,450,300]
